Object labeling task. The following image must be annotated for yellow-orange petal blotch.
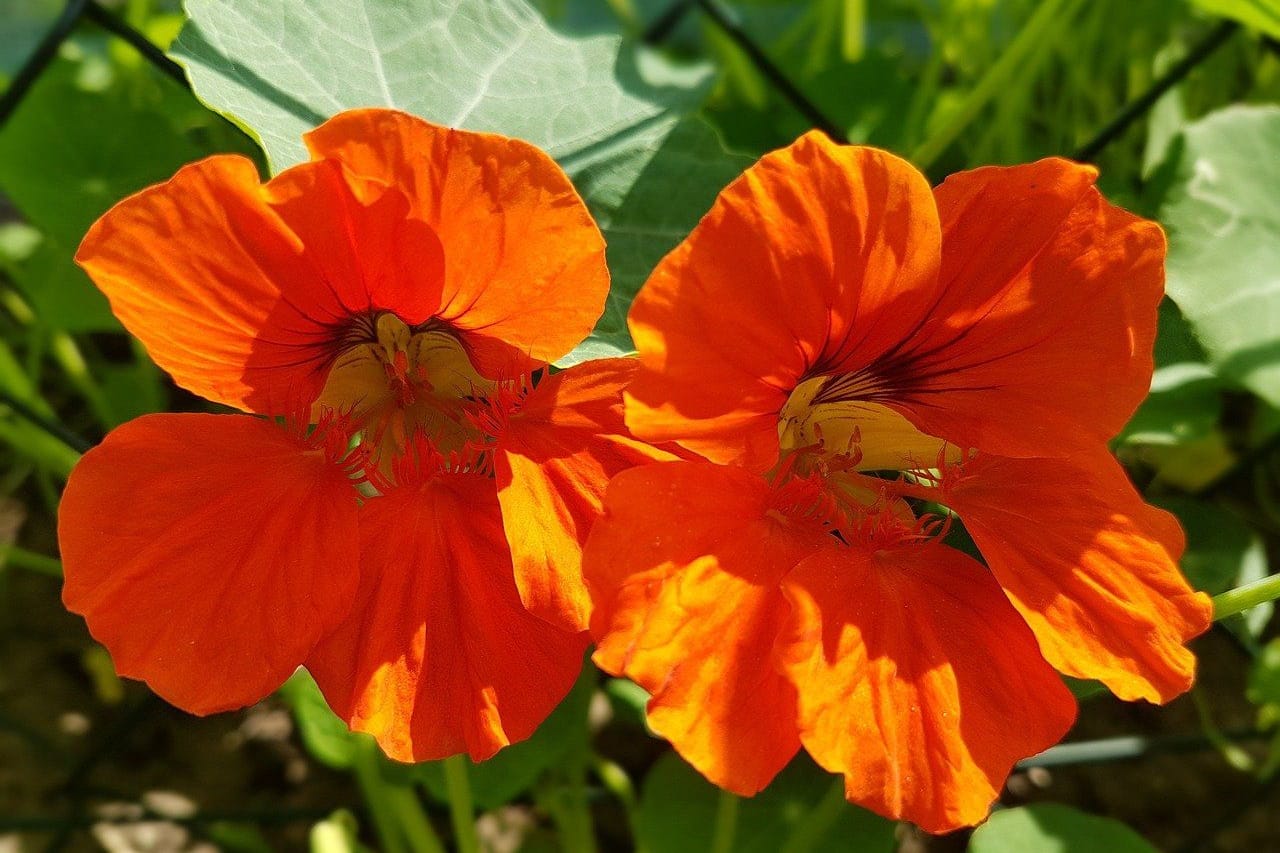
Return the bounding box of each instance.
[305,471,589,763]
[76,154,445,415]
[776,541,1077,832]
[58,414,361,714]
[494,358,681,632]
[625,131,942,471]
[304,108,608,374]
[942,451,1213,703]
[586,461,826,795]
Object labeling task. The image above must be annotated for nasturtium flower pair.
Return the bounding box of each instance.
[61,109,1210,831]
[61,109,670,762]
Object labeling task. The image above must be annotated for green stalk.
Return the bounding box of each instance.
[1213,574,1280,621]
[0,545,63,578]
[49,332,114,428]
[592,753,640,848]
[441,755,480,853]
[352,739,409,853]
[381,785,445,853]
[910,0,1082,169]
[709,789,739,853]
[0,419,80,477]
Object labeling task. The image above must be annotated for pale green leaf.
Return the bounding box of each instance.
[1161,106,1280,406]
[171,0,711,173]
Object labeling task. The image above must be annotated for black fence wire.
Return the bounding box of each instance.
[0,0,1275,846]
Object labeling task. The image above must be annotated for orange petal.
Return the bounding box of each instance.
[624,131,942,471]
[776,541,1077,832]
[942,451,1212,703]
[585,461,820,794]
[883,159,1164,456]
[76,154,444,414]
[304,109,608,374]
[306,473,588,763]
[58,414,360,714]
[495,358,679,632]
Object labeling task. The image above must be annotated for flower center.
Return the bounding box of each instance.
[316,313,494,464]
[772,373,960,547]
[778,374,957,472]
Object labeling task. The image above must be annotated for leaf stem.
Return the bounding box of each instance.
[591,753,640,846]
[1213,573,1280,621]
[442,754,480,853]
[0,545,63,577]
[709,789,739,853]
[382,784,446,853]
[352,738,408,853]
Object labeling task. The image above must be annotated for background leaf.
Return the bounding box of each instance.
[1161,105,1280,407]
[410,667,595,809]
[559,116,749,362]
[969,804,1158,853]
[636,751,896,853]
[172,0,710,172]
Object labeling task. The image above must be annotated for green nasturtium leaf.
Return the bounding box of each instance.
[1190,0,1280,39]
[602,676,651,729]
[1161,106,1280,408]
[1157,496,1270,596]
[1155,495,1272,637]
[279,671,360,770]
[170,0,740,362]
[969,804,1158,853]
[560,116,750,364]
[172,0,710,172]
[637,751,896,853]
[1119,301,1224,447]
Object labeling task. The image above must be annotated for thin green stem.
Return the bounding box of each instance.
[49,332,114,428]
[0,418,80,476]
[441,755,480,853]
[381,785,446,853]
[709,789,739,853]
[910,0,1082,169]
[563,725,597,853]
[0,545,63,577]
[1213,574,1280,620]
[591,753,640,847]
[352,738,409,853]
[779,779,846,853]
[1191,687,1254,772]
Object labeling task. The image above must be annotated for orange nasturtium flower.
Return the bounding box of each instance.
[583,132,1214,832]
[59,109,666,761]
